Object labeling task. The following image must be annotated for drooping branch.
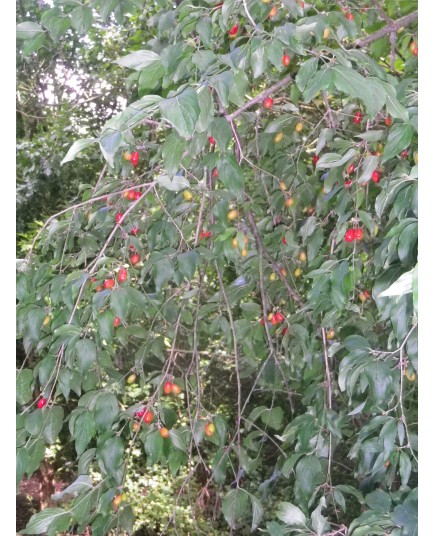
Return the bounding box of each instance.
[354,11,418,48]
[226,73,294,121]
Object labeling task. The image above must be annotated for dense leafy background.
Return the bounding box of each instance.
[16,0,418,534]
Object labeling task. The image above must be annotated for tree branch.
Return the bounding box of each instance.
[226,73,294,121]
[354,11,417,48]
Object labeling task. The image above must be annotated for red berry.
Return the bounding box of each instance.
[363,289,371,298]
[127,190,136,201]
[263,98,273,109]
[346,162,355,174]
[95,285,104,292]
[37,398,47,409]
[131,151,139,167]
[212,168,218,177]
[163,381,173,394]
[209,136,216,145]
[344,180,352,189]
[143,410,153,424]
[344,229,356,242]
[354,227,364,241]
[130,227,139,236]
[272,312,285,325]
[384,117,392,127]
[134,190,141,200]
[118,268,128,283]
[115,212,124,224]
[130,253,140,266]
[113,316,121,327]
[228,25,238,37]
[400,150,409,159]
[200,230,212,239]
[282,327,288,335]
[282,236,287,245]
[90,277,97,283]
[312,155,320,166]
[346,12,354,20]
[353,111,362,124]
[129,245,136,251]
[259,318,266,326]
[282,54,291,66]
[371,170,381,183]
[104,279,115,289]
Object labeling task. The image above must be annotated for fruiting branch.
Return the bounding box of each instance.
[354,11,418,48]
[226,73,294,121]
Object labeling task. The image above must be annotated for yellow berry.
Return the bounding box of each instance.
[227,209,239,221]
[42,315,51,327]
[127,374,137,384]
[274,132,283,143]
[183,190,193,201]
[241,248,248,257]
[279,181,287,191]
[414,151,418,164]
[323,27,330,39]
[269,272,277,281]
[294,268,303,278]
[285,197,294,208]
[295,122,303,132]
[232,237,238,248]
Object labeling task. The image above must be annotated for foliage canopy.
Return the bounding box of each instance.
[16,0,418,534]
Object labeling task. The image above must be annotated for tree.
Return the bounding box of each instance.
[16,1,418,534]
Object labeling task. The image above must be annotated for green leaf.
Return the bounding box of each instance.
[17,22,44,39]
[217,155,244,198]
[169,428,188,452]
[260,407,284,430]
[196,85,215,133]
[249,493,264,532]
[42,406,64,444]
[99,130,122,168]
[276,502,306,525]
[75,339,97,375]
[154,258,175,291]
[98,435,123,474]
[303,68,333,103]
[73,411,96,456]
[156,174,190,191]
[332,66,386,118]
[382,82,409,122]
[17,369,34,405]
[144,430,164,464]
[51,475,93,501]
[311,497,328,535]
[22,508,69,534]
[177,251,199,280]
[366,490,392,513]
[159,87,200,139]
[110,288,130,320]
[316,149,357,169]
[25,410,43,436]
[295,455,323,496]
[115,50,162,71]
[211,448,228,485]
[222,488,250,529]
[382,123,414,163]
[295,58,318,91]
[209,117,232,152]
[358,155,380,184]
[70,6,93,34]
[97,310,114,343]
[162,134,187,175]
[94,392,119,432]
[228,71,249,107]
